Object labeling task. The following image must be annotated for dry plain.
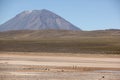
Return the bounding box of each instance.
[0,52,120,80]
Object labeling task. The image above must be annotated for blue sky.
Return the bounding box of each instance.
[0,0,120,30]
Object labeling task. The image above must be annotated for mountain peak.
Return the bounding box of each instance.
[0,9,81,31]
[22,9,51,13]
[22,10,33,14]
[41,9,50,12]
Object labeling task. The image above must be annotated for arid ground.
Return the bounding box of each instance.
[0,52,120,80]
[0,30,120,80]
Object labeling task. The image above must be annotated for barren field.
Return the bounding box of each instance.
[0,52,120,80]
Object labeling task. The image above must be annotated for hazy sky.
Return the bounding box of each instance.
[0,0,120,30]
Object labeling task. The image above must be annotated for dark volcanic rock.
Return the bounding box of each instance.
[0,9,80,31]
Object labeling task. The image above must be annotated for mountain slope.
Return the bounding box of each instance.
[0,9,80,31]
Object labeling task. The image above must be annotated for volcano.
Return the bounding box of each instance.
[0,9,80,31]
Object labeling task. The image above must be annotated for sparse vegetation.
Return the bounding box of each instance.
[0,37,120,54]
[0,30,120,80]
[0,30,120,54]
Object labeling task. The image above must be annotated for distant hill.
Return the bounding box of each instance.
[0,30,120,54]
[0,9,80,31]
[0,30,120,40]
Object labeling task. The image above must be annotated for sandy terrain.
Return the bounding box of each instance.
[0,52,120,80]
